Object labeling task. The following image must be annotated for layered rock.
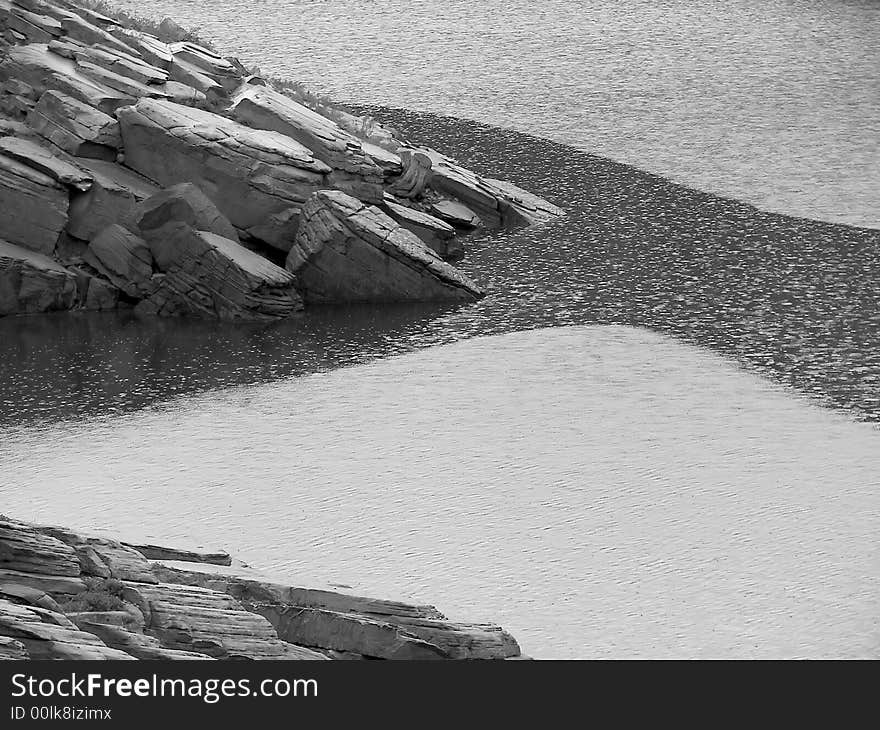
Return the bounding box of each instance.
[0,133,91,189]
[286,190,484,303]
[26,88,120,159]
[138,223,302,321]
[134,182,240,242]
[0,151,67,253]
[382,194,462,261]
[84,224,152,298]
[117,99,332,249]
[230,85,383,203]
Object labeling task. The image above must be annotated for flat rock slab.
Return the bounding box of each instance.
[286,189,484,303]
[0,134,91,189]
[231,85,383,203]
[118,98,333,250]
[0,152,68,254]
[0,517,80,575]
[383,195,462,261]
[27,89,120,159]
[110,27,173,70]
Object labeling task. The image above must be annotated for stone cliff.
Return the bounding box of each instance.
[0,0,563,320]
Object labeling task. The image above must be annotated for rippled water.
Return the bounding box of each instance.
[2,327,879,658]
[112,0,880,228]
[1,1,879,657]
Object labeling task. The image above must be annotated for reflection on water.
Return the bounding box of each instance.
[1,110,878,426]
[1,327,878,658]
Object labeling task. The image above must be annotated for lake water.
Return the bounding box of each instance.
[1,0,879,657]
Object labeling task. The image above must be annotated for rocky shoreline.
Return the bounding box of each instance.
[0,514,524,659]
[0,0,562,319]
[0,0,551,659]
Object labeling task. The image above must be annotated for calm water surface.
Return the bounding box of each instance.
[1,1,879,657]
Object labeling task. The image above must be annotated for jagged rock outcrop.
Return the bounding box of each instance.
[230,84,384,203]
[0,150,68,253]
[137,223,302,321]
[117,99,332,250]
[286,190,484,303]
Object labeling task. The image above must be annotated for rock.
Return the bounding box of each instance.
[0,597,135,659]
[138,225,302,321]
[388,147,432,199]
[27,89,120,159]
[84,224,153,298]
[66,157,158,241]
[135,182,240,243]
[110,27,174,70]
[0,42,86,95]
[230,85,383,203]
[286,190,484,303]
[2,76,37,98]
[0,2,59,44]
[36,526,159,584]
[264,606,447,660]
[63,4,120,32]
[0,635,28,659]
[0,568,85,595]
[125,543,231,567]
[382,195,462,261]
[0,153,68,254]
[75,58,168,101]
[362,140,402,177]
[0,134,91,189]
[125,582,327,660]
[117,99,332,250]
[429,198,483,229]
[80,273,119,310]
[169,41,240,92]
[0,117,32,137]
[78,619,214,659]
[0,583,62,613]
[483,176,565,226]
[0,518,81,576]
[68,42,169,86]
[167,56,223,103]
[163,79,206,108]
[59,11,132,57]
[245,207,299,251]
[46,70,134,115]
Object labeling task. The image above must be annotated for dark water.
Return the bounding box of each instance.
[1,109,878,426]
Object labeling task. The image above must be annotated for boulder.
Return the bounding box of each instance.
[286,190,483,303]
[382,195,462,261]
[0,152,67,254]
[66,157,158,241]
[166,56,223,103]
[138,225,302,321]
[117,99,332,250]
[230,85,383,203]
[0,134,91,189]
[134,182,239,243]
[27,89,120,159]
[80,272,119,310]
[362,140,401,177]
[84,224,153,298]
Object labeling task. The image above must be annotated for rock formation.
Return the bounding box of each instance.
[0,514,524,660]
[286,190,484,303]
[0,0,562,320]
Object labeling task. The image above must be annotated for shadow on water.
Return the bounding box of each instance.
[1,107,878,426]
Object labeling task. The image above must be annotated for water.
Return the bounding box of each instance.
[1,1,880,657]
